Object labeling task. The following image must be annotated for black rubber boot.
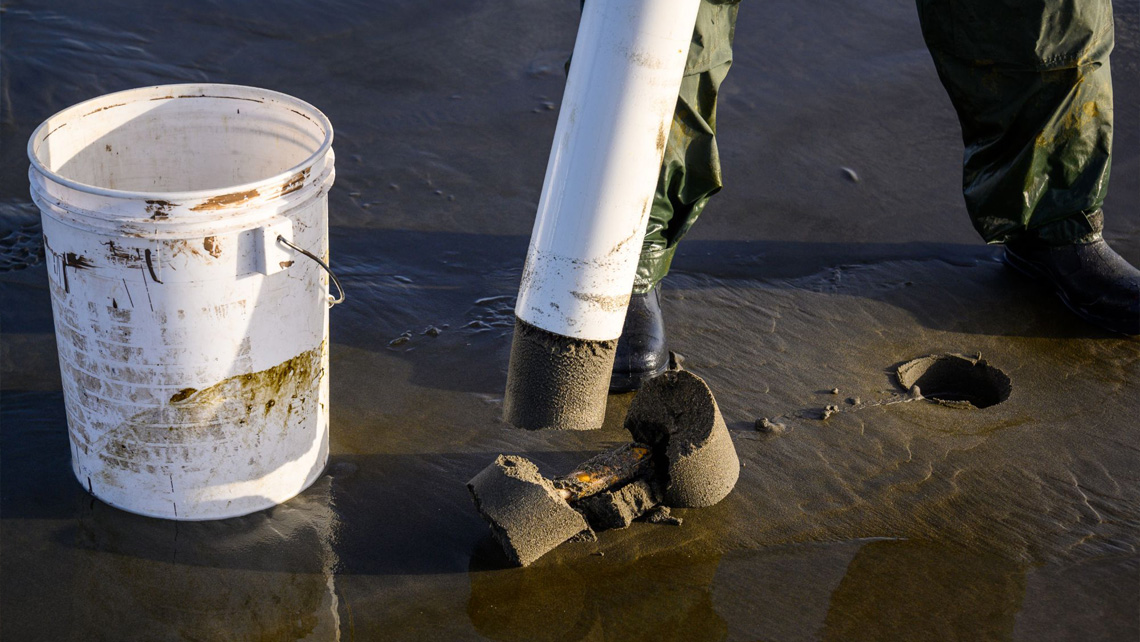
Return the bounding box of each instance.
[610,285,670,393]
[1004,237,1140,336]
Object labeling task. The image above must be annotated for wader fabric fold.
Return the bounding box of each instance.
[916,0,1114,246]
[635,0,740,292]
[576,0,1115,292]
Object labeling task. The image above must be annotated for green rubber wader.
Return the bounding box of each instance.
[635,0,740,292]
[615,0,1114,292]
[916,0,1114,246]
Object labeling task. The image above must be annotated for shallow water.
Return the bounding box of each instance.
[3,0,1139,640]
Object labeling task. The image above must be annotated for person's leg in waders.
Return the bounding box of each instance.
[610,0,741,393]
[917,0,1139,335]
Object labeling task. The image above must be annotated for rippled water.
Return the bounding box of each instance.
[3,0,1138,640]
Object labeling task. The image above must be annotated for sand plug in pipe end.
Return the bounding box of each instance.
[503,317,617,431]
[467,455,594,567]
[625,370,740,508]
[470,373,739,566]
[575,479,661,531]
[468,443,660,567]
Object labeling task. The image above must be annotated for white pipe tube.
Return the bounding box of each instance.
[505,0,700,431]
[516,0,702,341]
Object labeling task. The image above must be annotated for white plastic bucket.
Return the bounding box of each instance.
[28,84,336,520]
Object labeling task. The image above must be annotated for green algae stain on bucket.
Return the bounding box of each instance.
[28,84,337,520]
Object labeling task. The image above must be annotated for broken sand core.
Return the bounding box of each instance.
[896,354,1011,409]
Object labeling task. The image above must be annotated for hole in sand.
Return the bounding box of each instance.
[896,354,1011,409]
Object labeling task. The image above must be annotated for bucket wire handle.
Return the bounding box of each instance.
[277,235,346,307]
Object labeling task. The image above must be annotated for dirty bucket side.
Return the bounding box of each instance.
[28,84,336,520]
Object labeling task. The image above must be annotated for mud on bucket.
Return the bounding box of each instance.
[27,84,339,520]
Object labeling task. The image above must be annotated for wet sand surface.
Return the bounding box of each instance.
[2,0,1138,639]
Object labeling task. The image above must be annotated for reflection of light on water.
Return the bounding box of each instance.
[462,294,517,336]
[468,546,727,642]
[298,477,341,642]
[711,539,1029,642]
[71,476,341,640]
[313,566,342,642]
[469,537,1034,642]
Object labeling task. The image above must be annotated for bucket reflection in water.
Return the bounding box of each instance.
[68,476,341,640]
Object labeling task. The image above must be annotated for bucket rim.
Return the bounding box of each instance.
[27,83,334,202]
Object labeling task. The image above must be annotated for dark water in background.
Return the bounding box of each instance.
[2,1,1139,640]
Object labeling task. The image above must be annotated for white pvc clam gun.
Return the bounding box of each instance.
[504,0,702,430]
[28,84,341,520]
